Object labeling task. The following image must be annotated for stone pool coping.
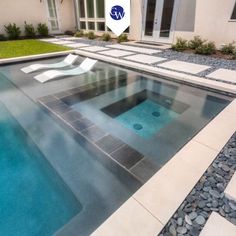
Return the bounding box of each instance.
[74,49,236,95]
[92,99,236,236]
[0,50,74,65]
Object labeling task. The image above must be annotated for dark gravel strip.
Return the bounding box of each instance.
[159,132,236,236]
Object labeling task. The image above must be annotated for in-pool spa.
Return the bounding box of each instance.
[0,56,234,236]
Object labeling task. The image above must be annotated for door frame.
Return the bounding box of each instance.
[45,0,62,34]
[141,0,180,43]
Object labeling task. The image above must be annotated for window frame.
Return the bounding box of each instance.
[77,0,106,31]
[229,0,236,21]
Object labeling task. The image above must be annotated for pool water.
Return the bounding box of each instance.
[116,99,179,138]
[0,61,140,236]
[0,103,82,236]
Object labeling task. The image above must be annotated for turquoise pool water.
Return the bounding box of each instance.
[0,103,81,236]
[116,99,179,138]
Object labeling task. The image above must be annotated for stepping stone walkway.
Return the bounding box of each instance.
[200,212,236,236]
[107,44,161,54]
[158,60,211,74]
[207,69,236,84]
[225,172,236,202]
[124,54,166,64]
[99,49,134,58]
[41,36,236,87]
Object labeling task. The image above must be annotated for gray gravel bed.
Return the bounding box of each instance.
[159,132,236,236]
[155,49,236,75]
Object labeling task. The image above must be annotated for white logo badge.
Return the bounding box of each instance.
[106,0,130,36]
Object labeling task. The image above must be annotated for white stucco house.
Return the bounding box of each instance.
[0,0,236,47]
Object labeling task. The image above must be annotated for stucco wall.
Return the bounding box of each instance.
[129,0,143,40]
[129,0,236,47]
[0,0,75,35]
[194,0,236,47]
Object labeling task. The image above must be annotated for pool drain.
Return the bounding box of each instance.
[133,123,143,130]
[152,111,160,117]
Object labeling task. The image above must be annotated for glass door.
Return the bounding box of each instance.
[47,0,60,33]
[142,0,179,43]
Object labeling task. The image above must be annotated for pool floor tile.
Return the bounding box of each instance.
[110,145,144,169]
[81,125,107,142]
[61,110,83,123]
[130,158,159,183]
[71,118,94,132]
[95,135,125,154]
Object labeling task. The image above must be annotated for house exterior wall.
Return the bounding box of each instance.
[129,0,236,47]
[170,0,236,47]
[0,0,75,35]
[194,0,236,47]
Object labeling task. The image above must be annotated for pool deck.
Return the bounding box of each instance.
[0,40,236,235]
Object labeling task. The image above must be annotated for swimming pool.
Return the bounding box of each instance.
[0,58,141,236]
[0,56,234,235]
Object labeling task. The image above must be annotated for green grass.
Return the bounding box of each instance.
[0,39,71,59]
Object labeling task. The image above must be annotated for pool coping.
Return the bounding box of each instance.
[91,99,236,235]
[0,50,75,65]
[74,49,236,95]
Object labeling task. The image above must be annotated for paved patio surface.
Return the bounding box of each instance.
[41,36,236,85]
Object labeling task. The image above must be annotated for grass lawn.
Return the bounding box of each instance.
[0,39,71,59]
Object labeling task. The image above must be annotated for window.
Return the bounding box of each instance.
[96,0,105,18]
[78,0,85,18]
[97,22,105,31]
[77,0,118,32]
[88,22,95,30]
[80,21,86,29]
[231,2,236,19]
[87,0,94,18]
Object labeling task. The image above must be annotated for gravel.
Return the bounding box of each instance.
[154,49,236,84]
[159,132,236,236]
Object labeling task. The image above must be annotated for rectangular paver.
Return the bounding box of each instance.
[39,38,59,42]
[52,40,74,45]
[80,46,109,52]
[91,198,163,236]
[124,54,166,64]
[200,212,236,236]
[225,172,236,201]
[207,69,236,84]
[60,37,80,41]
[99,49,134,57]
[158,60,211,74]
[107,44,161,54]
[66,43,89,48]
